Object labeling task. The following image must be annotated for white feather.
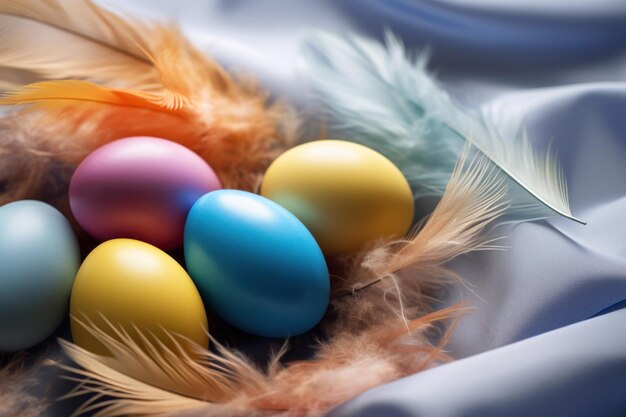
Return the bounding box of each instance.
[302,31,584,224]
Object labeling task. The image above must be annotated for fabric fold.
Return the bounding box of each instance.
[330,308,626,417]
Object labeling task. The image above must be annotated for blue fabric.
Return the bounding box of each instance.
[51,1,626,415]
[337,0,626,68]
[330,308,626,417]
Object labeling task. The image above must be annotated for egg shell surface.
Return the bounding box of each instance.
[260,140,415,255]
[184,190,330,338]
[0,200,80,352]
[69,137,221,250]
[70,238,208,355]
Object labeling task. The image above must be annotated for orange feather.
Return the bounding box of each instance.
[0,0,298,208]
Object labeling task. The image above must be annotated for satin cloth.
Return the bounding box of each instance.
[56,1,626,416]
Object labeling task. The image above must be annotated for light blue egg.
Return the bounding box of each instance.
[0,200,80,352]
[184,190,330,338]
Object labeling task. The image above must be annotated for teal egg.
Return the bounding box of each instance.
[0,200,80,352]
[184,190,330,338]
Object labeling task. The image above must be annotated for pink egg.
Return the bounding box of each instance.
[69,137,221,250]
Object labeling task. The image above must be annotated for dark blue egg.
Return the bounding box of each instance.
[184,190,329,338]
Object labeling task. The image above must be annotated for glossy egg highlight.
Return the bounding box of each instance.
[69,137,221,250]
[0,200,80,352]
[70,239,208,355]
[184,190,330,338]
[261,140,414,255]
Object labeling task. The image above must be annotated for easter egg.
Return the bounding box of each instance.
[0,200,80,352]
[184,190,329,338]
[70,239,208,355]
[69,137,221,250]
[261,140,414,255]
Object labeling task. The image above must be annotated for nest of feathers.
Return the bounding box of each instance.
[0,1,525,416]
[52,152,506,417]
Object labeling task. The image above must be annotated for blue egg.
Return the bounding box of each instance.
[0,200,80,352]
[184,190,330,338]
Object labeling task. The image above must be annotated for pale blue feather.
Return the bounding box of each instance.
[301,32,583,224]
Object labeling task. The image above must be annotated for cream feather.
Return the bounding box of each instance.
[302,32,584,224]
[0,0,148,59]
[0,12,153,88]
[0,0,156,87]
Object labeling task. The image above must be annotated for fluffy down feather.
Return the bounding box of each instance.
[0,356,49,417]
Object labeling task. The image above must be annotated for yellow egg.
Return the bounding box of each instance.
[70,239,208,355]
[261,140,414,255]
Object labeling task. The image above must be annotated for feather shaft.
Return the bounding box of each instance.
[0,80,188,112]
